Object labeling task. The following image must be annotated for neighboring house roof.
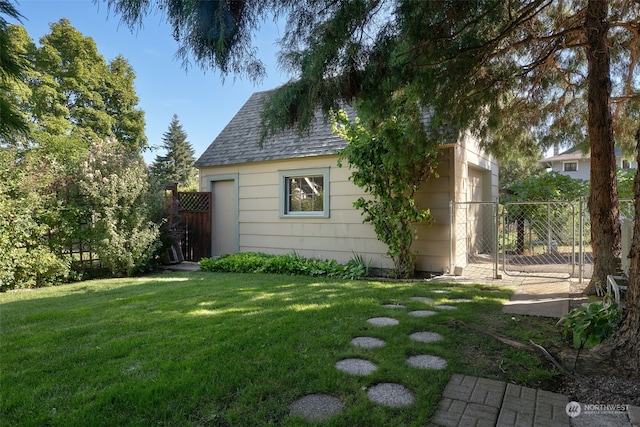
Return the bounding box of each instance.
[539,147,588,166]
[539,146,628,167]
[195,90,351,168]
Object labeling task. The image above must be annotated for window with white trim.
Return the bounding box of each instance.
[279,168,330,217]
[563,161,578,172]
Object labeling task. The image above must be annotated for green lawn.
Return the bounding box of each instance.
[0,272,561,426]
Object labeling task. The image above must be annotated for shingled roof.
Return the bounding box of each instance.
[195,90,350,168]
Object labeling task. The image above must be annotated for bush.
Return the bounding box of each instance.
[199,252,360,279]
[557,300,622,349]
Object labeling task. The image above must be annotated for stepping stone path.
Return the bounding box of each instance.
[289,394,343,421]
[335,358,378,376]
[290,294,450,421]
[450,298,473,302]
[367,383,415,407]
[410,296,434,303]
[406,354,448,370]
[409,331,443,343]
[351,336,386,348]
[381,303,406,309]
[408,310,437,317]
[367,317,399,326]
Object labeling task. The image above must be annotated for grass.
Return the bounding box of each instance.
[0,273,563,426]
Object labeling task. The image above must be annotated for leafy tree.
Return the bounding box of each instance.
[0,0,29,139]
[0,147,70,290]
[7,19,147,152]
[333,92,439,278]
[150,114,198,190]
[103,0,640,375]
[80,137,160,276]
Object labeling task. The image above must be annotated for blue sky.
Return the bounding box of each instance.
[10,0,290,163]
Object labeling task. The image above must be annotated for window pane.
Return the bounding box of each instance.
[563,162,577,172]
[287,175,324,212]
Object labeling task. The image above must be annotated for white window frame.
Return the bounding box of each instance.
[279,168,330,218]
[563,161,578,172]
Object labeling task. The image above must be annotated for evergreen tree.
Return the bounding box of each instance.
[0,0,29,140]
[151,114,197,189]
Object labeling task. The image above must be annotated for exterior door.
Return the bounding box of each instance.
[211,180,237,256]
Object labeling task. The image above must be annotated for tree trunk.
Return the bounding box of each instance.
[610,126,640,377]
[584,0,620,295]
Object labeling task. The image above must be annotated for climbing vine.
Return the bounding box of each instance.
[332,93,440,278]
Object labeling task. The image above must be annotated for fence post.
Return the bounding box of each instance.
[494,201,500,279]
[579,198,584,284]
[449,200,454,274]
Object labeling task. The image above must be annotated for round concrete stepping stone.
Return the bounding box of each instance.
[335,358,378,376]
[408,310,437,317]
[290,394,343,421]
[406,354,448,370]
[434,305,457,310]
[367,317,399,326]
[409,331,443,343]
[450,298,473,303]
[366,383,415,407]
[351,336,386,348]
[410,296,434,303]
[431,289,450,294]
[381,304,406,309]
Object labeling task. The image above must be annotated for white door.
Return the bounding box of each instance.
[211,180,236,256]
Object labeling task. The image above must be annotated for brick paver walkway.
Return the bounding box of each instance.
[431,374,570,427]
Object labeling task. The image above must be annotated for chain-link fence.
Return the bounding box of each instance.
[450,198,633,281]
[502,201,576,278]
[450,201,499,279]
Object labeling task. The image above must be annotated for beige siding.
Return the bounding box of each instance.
[201,156,394,269]
[199,141,497,275]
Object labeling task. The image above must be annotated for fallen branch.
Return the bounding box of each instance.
[446,319,536,351]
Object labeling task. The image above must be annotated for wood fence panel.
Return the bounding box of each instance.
[177,192,212,261]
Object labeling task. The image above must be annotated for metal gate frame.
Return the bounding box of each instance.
[501,201,576,279]
[449,201,500,279]
[450,199,594,282]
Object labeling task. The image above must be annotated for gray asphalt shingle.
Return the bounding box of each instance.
[194,90,349,168]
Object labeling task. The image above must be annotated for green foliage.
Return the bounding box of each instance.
[502,172,589,203]
[0,1,30,139]
[343,252,372,280]
[79,138,160,277]
[6,19,146,152]
[199,252,345,278]
[0,147,71,291]
[200,251,374,279]
[332,93,438,278]
[149,114,198,189]
[558,300,622,349]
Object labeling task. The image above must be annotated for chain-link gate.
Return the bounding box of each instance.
[450,199,633,281]
[502,201,576,278]
[450,201,499,279]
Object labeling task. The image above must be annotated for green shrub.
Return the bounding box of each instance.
[199,252,354,278]
[557,300,621,349]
